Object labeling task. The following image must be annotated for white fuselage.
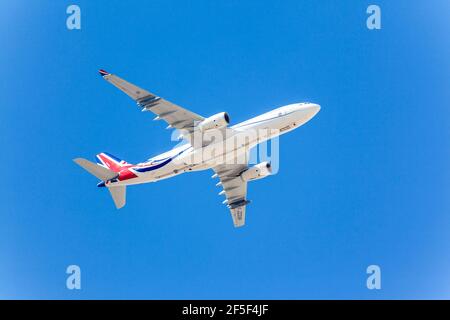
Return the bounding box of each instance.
[106,102,320,187]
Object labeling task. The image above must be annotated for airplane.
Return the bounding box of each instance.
[74,69,320,227]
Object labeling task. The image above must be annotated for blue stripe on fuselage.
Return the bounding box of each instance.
[133,157,173,173]
[132,147,190,173]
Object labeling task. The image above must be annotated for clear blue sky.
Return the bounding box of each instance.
[0,1,449,299]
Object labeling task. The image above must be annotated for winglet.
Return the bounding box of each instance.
[98,69,110,77]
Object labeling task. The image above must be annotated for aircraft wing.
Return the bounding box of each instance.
[98,69,204,136]
[212,163,250,227]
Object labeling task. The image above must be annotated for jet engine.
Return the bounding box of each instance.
[240,162,272,182]
[198,112,230,131]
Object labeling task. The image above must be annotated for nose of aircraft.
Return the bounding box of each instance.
[308,103,320,115]
[299,103,321,116]
[292,103,320,124]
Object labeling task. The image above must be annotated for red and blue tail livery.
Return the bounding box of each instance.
[96,152,131,172]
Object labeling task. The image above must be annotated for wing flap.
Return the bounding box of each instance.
[213,163,249,228]
[99,70,204,134]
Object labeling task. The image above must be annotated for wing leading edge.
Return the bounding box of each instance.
[98,69,204,136]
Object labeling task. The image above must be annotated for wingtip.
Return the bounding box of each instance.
[98,69,110,77]
[73,158,87,166]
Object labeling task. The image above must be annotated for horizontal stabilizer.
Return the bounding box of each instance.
[109,186,126,209]
[73,158,118,181]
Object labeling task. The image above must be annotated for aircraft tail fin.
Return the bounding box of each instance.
[95,152,131,172]
[73,158,118,181]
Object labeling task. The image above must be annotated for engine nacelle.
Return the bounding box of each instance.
[240,162,272,182]
[198,112,230,131]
